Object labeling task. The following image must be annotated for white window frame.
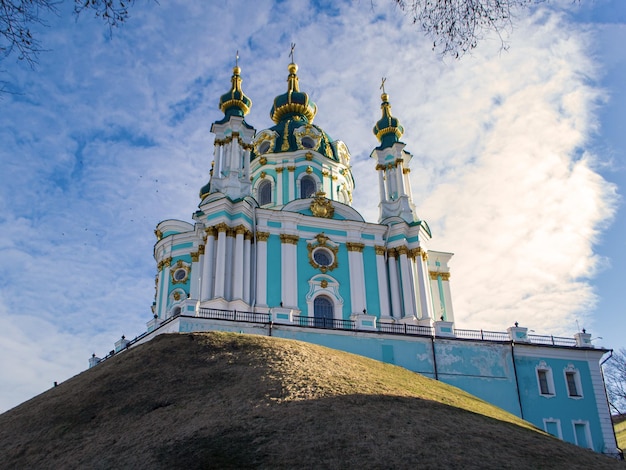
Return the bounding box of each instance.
[542,418,562,440]
[563,364,584,399]
[536,361,555,397]
[572,420,594,450]
[255,178,274,207]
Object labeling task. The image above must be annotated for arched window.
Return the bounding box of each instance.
[301,175,316,199]
[258,180,271,206]
[314,295,334,328]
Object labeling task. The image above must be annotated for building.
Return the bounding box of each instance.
[93,60,619,456]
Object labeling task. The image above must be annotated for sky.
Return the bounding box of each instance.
[0,0,624,413]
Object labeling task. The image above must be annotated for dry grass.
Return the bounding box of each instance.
[616,419,626,451]
[0,332,623,469]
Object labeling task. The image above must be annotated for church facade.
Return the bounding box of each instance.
[94,60,619,456]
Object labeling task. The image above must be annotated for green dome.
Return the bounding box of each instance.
[219,66,252,118]
[373,93,404,149]
[270,63,317,124]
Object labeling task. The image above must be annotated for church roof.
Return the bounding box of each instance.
[373,92,404,149]
[253,62,339,161]
[218,65,252,119]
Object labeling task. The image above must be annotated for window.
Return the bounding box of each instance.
[573,421,593,450]
[313,248,333,267]
[314,295,334,328]
[173,268,187,282]
[536,361,555,397]
[301,136,316,149]
[543,419,562,439]
[564,365,583,398]
[258,140,271,154]
[301,175,316,199]
[258,180,271,206]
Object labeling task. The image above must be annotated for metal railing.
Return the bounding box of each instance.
[293,315,354,330]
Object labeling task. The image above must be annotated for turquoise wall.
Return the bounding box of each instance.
[266,234,282,306]
[514,355,602,450]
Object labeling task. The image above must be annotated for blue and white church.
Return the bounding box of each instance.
[94,59,620,457]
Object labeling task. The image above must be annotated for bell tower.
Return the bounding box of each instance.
[370,82,418,224]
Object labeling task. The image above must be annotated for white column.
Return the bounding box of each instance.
[397,246,416,318]
[288,166,295,201]
[347,243,366,314]
[232,225,245,300]
[243,149,250,180]
[396,160,405,197]
[415,249,433,321]
[158,257,171,318]
[201,229,216,301]
[214,144,221,177]
[190,250,200,300]
[441,274,455,323]
[276,168,284,205]
[377,168,386,202]
[225,230,234,300]
[213,224,228,299]
[403,168,413,201]
[387,249,401,319]
[375,246,391,318]
[243,231,252,304]
[280,234,299,307]
[256,232,269,307]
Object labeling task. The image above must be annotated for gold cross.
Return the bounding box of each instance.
[380,77,387,94]
[290,42,296,62]
[235,50,239,67]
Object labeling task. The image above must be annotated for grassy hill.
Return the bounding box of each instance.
[0,332,623,469]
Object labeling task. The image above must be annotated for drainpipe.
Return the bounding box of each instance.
[431,335,438,380]
[511,342,524,420]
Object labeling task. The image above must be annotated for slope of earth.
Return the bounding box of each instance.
[0,332,623,469]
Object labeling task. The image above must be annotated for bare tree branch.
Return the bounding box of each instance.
[604,348,626,416]
[393,0,538,58]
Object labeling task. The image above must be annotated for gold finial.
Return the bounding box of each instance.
[290,42,296,63]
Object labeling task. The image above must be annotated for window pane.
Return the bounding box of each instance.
[259,181,271,206]
[538,370,550,395]
[301,176,315,199]
[566,372,579,396]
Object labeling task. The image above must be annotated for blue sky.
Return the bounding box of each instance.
[0,0,624,412]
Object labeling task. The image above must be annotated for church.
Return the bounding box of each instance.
[92,58,619,456]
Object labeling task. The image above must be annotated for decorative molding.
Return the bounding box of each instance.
[154,229,163,240]
[234,225,247,235]
[307,233,339,273]
[198,244,205,255]
[244,231,253,241]
[430,271,451,281]
[310,192,334,218]
[403,168,411,174]
[190,251,199,262]
[305,152,314,161]
[275,167,284,173]
[346,242,365,253]
[260,171,266,179]
[288,165,296,172]
[205,226,217,237]
[170,259,190,284]
[280,234,300,245]
[396,245,408,256]
[387,248,397,258]
[259,156,267,165]
[256,231,270,242]
[374,245,386,255]
[226,228,236,238]
[215,222,229,233]
[320,279,328,288]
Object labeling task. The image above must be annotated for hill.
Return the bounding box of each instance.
[0,332,623,469]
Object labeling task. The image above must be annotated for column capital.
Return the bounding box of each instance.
[204,226,217,237]
[198,244,205,255]
[191,251,199,262]
[256,231,270,242]
[396,245,408,256]
[214,222,229,233]
[346,242,365,253]
[234,224,247,235]
[374,245,386,255]
[280,234,299,245]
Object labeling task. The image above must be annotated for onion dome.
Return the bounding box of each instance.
[219,66,252,118]
[270,63,317,124]
[372,92,404,149]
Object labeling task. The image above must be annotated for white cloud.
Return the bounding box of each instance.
[0,0,618,411]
